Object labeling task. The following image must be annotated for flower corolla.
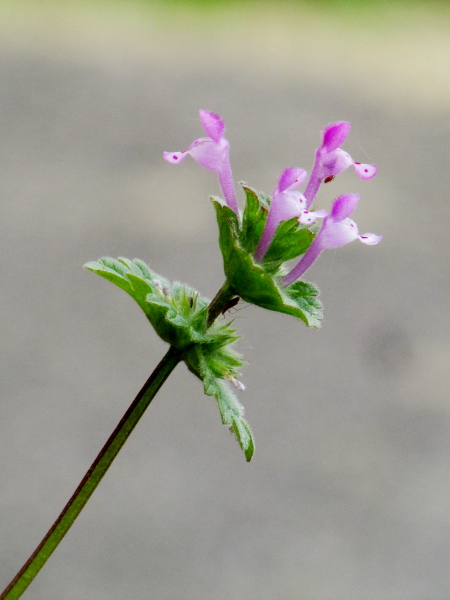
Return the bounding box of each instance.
[164,111,381,291]
[281,193,382,286]
[304,122,377,208]
[254,167,311,261]
[164,110,238,213]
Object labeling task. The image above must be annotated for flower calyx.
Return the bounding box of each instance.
[212,185,323,328]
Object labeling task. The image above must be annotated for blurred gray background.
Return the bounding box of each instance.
[0,1,449,598]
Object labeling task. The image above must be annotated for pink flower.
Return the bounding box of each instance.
[281,193,382,286]
[304,122,377,209]
[254,167,309,261]
[164,110,238,213]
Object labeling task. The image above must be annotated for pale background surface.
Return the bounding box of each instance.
[0,2,449,599]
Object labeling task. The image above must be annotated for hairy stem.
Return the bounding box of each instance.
[1,280,237,600]
[206,281,237,328]
[0,345,183,600]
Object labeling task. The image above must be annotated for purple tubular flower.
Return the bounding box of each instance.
[164,110,238,213]
[304,122,378,209]
[254,167,308,261]
[281,193,382,286]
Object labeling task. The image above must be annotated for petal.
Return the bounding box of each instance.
[163,150,188,164]
[322,121,351,151]
[278,167,307,193]
[254,188,305,260]
[188,137,229,172]
[228,375,246,392]
[354,162,378,179]
[358,233,382,245]
[199,110,224,143]
[321,149,353,178]
[189,136,213,149]
[330,194,359,221]
[271,190,305,222]
[299,209,327,224]
[286,190,307,209]
[319,218,359,249]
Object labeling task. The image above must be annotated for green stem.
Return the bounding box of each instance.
[0,345,183,600]
[1,280,236,600]
[206,281,236,328]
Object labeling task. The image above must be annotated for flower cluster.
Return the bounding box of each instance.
[164,110,381,285]
[87,111,382,466]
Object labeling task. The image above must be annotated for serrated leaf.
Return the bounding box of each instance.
[262,219,314,273]
[213,200,322,327]
[211,194,240,233]
[240,185,269,253]
[86,257,217,348]
[130,257,172,291]
[183,323,243,380]
[284,280,323,328]
[142,296,178,344]
[182,333,252,460]
[124,273,154,309]
[84,258,133,294]
[186,346,253,462]
[87,256,253,459]
[203,342,243,379]
[215,379,254,462]
[213,198,277,305]
[230,417,254,462]
[212,197,240,261]
[85,257,160,317]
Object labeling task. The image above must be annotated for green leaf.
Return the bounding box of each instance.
[86,258,211,348]
[85,257,160,321]
[212,198,322,327]
[87,256,254,459]
[84,258,134,295]
[183,321,243,380]
[230,415,254,462]
[240,185,269,253]
[212,196,239,261]
[211,194,240,233]
[185,345,254,461]
[262,220,314,273]
[284,280,323,328]
[216,380,254,462]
